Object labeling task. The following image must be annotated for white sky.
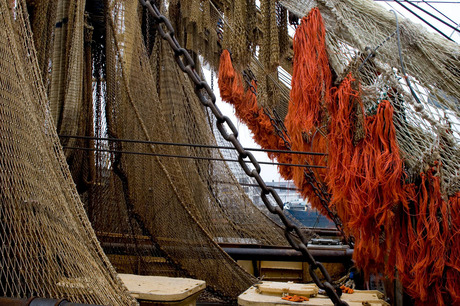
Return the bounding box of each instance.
[379,0,460,42]
[207,0,459,183]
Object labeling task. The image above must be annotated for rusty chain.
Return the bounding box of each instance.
[263,109,351,245]
[273,110,290,141]
[239,71,347,239]
[263,108,292,151]
[139,1,348,305]
[242,69,258,97]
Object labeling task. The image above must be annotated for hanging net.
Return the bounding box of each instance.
[35,0,296,301]
[218,0,460,304]
[0,0,137,304]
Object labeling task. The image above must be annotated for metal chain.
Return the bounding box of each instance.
[263,108,292,150]
[263,109,351,245]
[242,69,257,96]
[139,1,348,305]
[225,67,349,243]
[273,109,291,142]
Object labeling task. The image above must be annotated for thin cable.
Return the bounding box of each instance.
[224,182,300,191]
[450,23,460,37]
[375,0,460,3]
[403,0,460,33]
[393,1,455,41]
[64,146,327,169]
[59,134,327,156]
[422,0,458,26]
[392,10,425,106]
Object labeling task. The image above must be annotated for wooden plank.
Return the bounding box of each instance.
[255,282,318,297]
[119,274,206,302]
[239,282,389,306]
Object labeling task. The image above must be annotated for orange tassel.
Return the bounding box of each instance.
[218,49,292,179]
[218,7,459,305]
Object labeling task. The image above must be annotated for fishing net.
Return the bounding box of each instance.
[282,0,460,195]
[218,0,460,304]
[0,0,137,304]
[41,0,293,300]
[0,0,301,302]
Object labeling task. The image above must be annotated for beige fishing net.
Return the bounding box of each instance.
[0,0,137,304]
[281,0,460,195]
[48,0,292,301]
[2,0,381,302]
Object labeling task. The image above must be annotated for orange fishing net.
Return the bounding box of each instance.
[218,7,459,305]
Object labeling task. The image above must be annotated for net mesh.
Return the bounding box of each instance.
[10,0,456,303]
[281,0,460,195]
[0,0,137,304]
[66,0,291,300]
[216,0,460,303]
[1,0,298,302]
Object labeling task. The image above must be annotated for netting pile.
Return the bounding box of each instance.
[8,0,459,303]
[0,0,305,302]
[218,0,460,304]
[91,2,291,298]
[0,0,137,304]
[282,0,460,194]
[22,0,297,301]
[282,1,460,305]
[169,0,293,114]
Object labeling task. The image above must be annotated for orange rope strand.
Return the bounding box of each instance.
[217,7,458,305]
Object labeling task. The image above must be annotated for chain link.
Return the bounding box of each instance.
[139,1,349,305]
[263,108,292,150]
[263,109,352,246]
[242,69,257,96]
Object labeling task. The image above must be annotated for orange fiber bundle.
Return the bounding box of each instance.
[284,7,331,133]
[217,6,459,304]
[283,8,330,211]
[325,74,359,224]
[218,49,292,179]
[284,8,332,213]
[445,192,460,304]
[326,92,407,274]
[395,170,450,305]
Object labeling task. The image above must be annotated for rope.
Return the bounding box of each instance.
[392,9,424,106]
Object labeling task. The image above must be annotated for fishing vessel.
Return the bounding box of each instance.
[0,0,458,305]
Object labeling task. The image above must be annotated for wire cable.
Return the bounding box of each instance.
[393,0,455,41]
[59,135,327,156]
[402,0,460,33]
[63,146,327,169]
[422,0,458,27]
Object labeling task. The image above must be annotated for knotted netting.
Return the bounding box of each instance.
[40,0,294,301]
[217,0,460,304]
[0,0,137,304]
[0,0,302,302]
[282,0,460,194]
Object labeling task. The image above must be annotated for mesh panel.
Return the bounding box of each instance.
[281,0,460,195]
[0,1,136,304]
[76,1,290,300]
